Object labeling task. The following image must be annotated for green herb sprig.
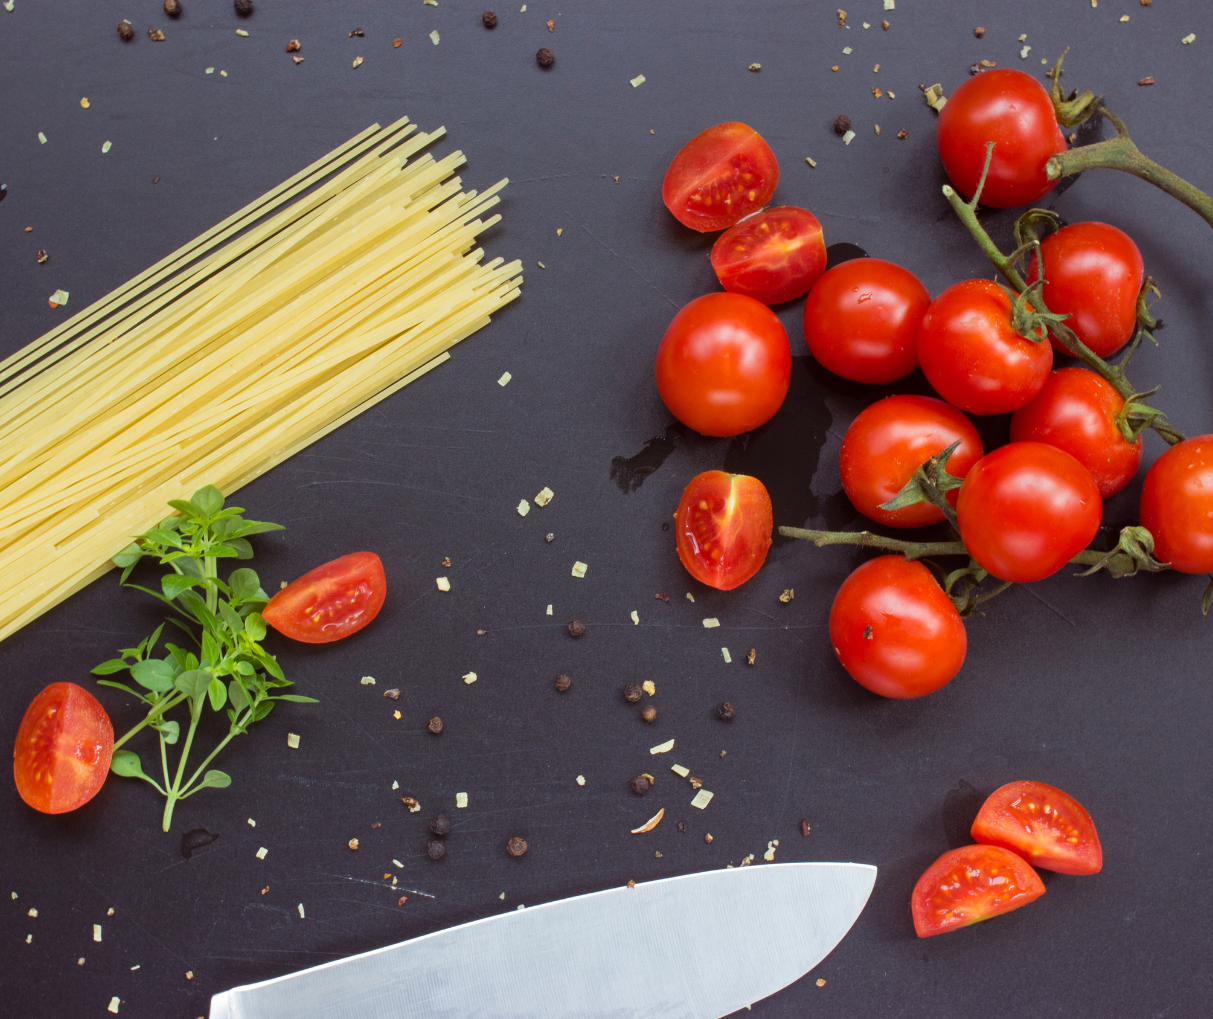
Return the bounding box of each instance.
[92,485,317,832]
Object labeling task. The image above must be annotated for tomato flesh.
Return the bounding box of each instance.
[662,123,779,233]
[1139,435,1213,574]
[675,472,773,591]
[972,780,1102,875]
[840,395,984,528]
[711,206,826,305]
[263,551,387,643]
[912,844,1046,938]
[14,682,113,814]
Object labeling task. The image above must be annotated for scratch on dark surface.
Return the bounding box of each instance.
[325,875,436,898]
[576,221,679,309]
[1021,586,1077,627]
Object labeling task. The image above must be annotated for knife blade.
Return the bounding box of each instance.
[210,861,876,1019]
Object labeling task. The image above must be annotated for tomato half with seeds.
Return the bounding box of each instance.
[1010,368,1142,497]
[912,844,1046,938]
[263,551,387,643]
[1139,435,1213,574]
[972,780,1102,875]
[662,123,779,232]
[675,471,773,590]
[840,395,984,528]
[711,206,826,305]
[14,682,113,814]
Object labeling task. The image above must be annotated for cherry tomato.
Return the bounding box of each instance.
[918,279,1053,415]
[710,206,826,305]
[675,471,773,590]
[655,292,791,437]
[911,844,1046,938]
[263,551,387,643]
[662,123,779,233]
[1139,435,1213,574]
[971,780,1102,875]
[14,682,113,814]
[803,258,931,384]
[956,442,1102,583]
[936,68,1067,209]
[829,556,967,699]
[840,396,984,528]
[1026,222,1144,358]
[1010,368,1142,497]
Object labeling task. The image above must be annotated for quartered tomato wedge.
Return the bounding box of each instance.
[710,206,826,305]
[971,780,1103,875]
[675,471,773,591]
[662,123,779,233]
[263,551,387,643]
[911,844,1046,938]
[14,682,114,814]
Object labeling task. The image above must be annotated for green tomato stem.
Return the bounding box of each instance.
[777,527,968,559]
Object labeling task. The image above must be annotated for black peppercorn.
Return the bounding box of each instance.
[430,814,451,836]
[631,775,651,796]
[623,684,642,704]
[717,701,736,722]
[234,0,253,16]
[164,0,182,17]
[482,11,497,28]
[506,836,528,857]
[427,716,443,734]
[555,674,571,692]
[117,21,134,40]
[536,47,554,68]
[833,115,851,135]
[427,840,446,860]
[568,619,585,637]
[641,705,657,723]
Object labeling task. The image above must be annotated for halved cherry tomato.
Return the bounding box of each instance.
[936,68,1067,209]
[840,395,984,528]
[917,279,1053,414]
[263,551,387,643]
[956,441,1102,583]
[655,292,791,437]
[14,682,113,814]
[829,556,967,699]
[710,206,826,305]
[911,844,1046,938]
[971,780,1102,875]
[1009,368,1142,497]
[803,258,930,384]
[1026,222,1144,358]
[662,123,779,232]
[1139,435,1213,573]
[675,471,773,590]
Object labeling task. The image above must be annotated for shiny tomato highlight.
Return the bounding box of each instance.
[655,292,792,437]
[972,780,1103,875]
[14,682,114,814]
[675,471,773,590]
[912,844,1046,938]
[1139,435,1213,574]
[662,122,779,232]
[263,551,387,643]
[711,206,826,305]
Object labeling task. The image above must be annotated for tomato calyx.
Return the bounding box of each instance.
[1073,524,1170,579]
[1046,50,1100,128]
[877,439,965,531]
[1002,279,1060,344]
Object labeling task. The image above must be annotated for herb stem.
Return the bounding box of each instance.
[112,691,188,751]
[162,709,202,833]
[178,708,252,798]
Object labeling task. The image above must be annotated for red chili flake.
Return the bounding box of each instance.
[393,37,402,48]
[897,129,908,140]
[1138,76,1155,86]
[654,592,670,602]
[148,28,165,41]
[974,26,985,37]
[397,895,408,906]
[152,175,161,184]
[286,39,300,52]
[801,819,811,837]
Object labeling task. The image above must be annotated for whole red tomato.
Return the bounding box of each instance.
[1139,435,1213,573]
[14,682,114,814]
[840,395,984,528]
[1010,368,1142,497]
[829,556,967,699]
[662,122,779,232]
[972,780,1103,876]
[956,442,1102,583]
[675,471,773,590]
[918,279,1053,414]
[1025,222,1144,358]
[655,292,791,437]
[911,844,1046,938]
[263,551,387,643]
[803,258,931,384]
[710,206,826,305]
[936,68,1067,208]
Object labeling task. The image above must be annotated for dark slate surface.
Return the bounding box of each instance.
[1,1,1211,1016]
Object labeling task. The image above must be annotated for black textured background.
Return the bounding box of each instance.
[2,2,1211,1016]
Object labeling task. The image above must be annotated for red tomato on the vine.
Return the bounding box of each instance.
[655,292,792,437]
[263,551,387,643]
[829,556,967,699]
[1010,368,1142,497]
[1026,222,1144,358]
[911,844,1046,938]
[918,279,1053,415]
[14,682,114,814]
[1139,435,1213,574]
[956,441,1102,583]
[662,123,779,232]
[711,206,826,305]
[971,780,1103,876]
[840,395,984,528]
[675,471,773,591]
[936,68,1067,209]
[803,258,931,384]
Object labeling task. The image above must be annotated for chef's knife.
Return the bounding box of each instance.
[210,861,876,1019]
